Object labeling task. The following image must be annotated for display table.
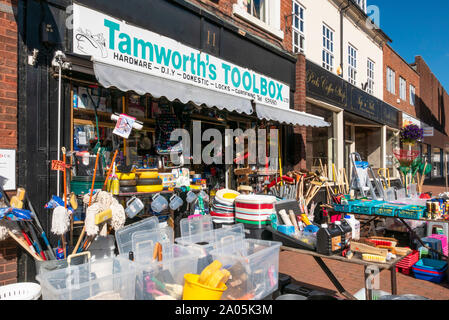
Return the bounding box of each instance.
[352,213,449,260]
[280,246,407,300]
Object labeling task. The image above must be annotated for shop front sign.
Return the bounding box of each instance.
[306,60,399,128]
[72,4,290,110]
[402,113,422,128]
[423,126,434,137]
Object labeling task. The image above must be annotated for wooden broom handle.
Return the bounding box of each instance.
[73,149,101,255]
[103,149,119,190]
[8,230,43,261]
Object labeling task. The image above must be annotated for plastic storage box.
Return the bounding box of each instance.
[36,256,136,300]
[179,215,213,238]
[333,200,362,213]
[210,238,282,300]
[133,244,202,300]
[175,223,245,271]
[412,258,447,283]
[115,216,159,255]
[132,226,174,261]
[372,203,405,217]
[415,237,443,260]
[352,200,384,215]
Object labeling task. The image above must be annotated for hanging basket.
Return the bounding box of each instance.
[393,149,420,167]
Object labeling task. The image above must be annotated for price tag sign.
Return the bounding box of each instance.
[51,160,69,171]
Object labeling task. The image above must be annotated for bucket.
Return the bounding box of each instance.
[182,273,227,300]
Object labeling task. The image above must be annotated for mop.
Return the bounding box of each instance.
[51,147,71,258]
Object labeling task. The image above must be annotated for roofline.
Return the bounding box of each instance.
[385,43,420,77]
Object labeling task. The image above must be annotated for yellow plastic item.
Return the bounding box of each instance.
[111,178,120,195]
[198,260,222,284]
[95,209,112,225]
[300,214,311,226]
[137,171,159,179]
[183,274,227,300]
[189,185,201,190]
[362,254,386,263]
[70,193,78,210]
[205,269,231,288]
[117,172,136,180]
[136,185,164,193]
[16,188,26,201]
[10,196,23,209]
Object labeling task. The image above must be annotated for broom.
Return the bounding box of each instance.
[51,147,70,259]
[72,148,101,255]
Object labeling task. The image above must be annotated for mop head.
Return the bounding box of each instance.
[85,202,104,237]
[110,198,126,231]
[51,206,70,235]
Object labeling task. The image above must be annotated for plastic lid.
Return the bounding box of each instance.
[334,221,341,225]
[344,215,350,219]
[180,215,213,237]
[321,224,328,228]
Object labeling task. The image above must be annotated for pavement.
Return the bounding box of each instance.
[278,180,449,300]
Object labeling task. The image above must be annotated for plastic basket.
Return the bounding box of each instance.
[412,258,447,283]
[334,200,361,213]
[372,203,404,217]
[0,283,41,300]
[396,250,419,269]
[396,205,426,220]
[352,201,383,215]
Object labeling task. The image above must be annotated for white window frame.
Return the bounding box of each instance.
[348,44,357,86]
[356,0,366,12]
[322,23,334,72]
[233,0,284,39]
[399,77,407,101]
[367,59,375,95]
[410,84,416,106]
[387,67,395,94]
[292,1,305,54]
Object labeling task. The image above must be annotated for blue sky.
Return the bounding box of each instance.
[371,0,449,91]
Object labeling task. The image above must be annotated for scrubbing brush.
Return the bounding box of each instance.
[362,254,386,263]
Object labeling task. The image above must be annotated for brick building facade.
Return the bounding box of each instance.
[383,43,420,118]
[0,0,18,286]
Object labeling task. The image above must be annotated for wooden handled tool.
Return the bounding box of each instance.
[103,149,119,191]
[62,147,67,259]
[350,241,388,257]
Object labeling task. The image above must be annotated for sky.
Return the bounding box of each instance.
[370,0,449,91]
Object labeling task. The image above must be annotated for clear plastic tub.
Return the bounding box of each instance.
[115,216,159,255]
[133,244,202,300]
[210,238,281,300]
[36,256,135,300]
[175,223,245,271]
[179,215,213,238]
[132,226,174,261]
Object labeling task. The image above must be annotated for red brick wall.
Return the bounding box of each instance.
[413,56,449,136]
[0,0,18,286]
[188,0,293,52]
[292,53,306,169]
[383,44,420,118]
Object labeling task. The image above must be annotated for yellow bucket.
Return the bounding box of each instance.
[182,274,227,300]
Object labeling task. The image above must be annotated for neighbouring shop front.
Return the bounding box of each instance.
[305,59,401,184]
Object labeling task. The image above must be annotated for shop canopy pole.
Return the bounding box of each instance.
[51,51,70,197]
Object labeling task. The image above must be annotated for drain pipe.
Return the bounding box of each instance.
[339,2,350,78]
[51,51,71,197]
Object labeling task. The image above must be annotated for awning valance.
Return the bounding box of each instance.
[93,61,254,115]
[255,104,330,127]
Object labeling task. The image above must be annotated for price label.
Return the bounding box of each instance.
[51,160,70,171]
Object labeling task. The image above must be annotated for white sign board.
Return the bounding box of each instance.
[72,4,290,110]
[0,149,16,191]
[402,113,421,128]
[423,126,434,137]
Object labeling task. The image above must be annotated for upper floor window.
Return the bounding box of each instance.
[348,44,357,85]
[246,0,266,23]
[410,84,416,106]
[367,59,375,95]
[399,77,407,101]
[356,0,366,12]
[387,67,395,94]
[233,0,283,39]
[292,1,305,53]
[322,24,334,72]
